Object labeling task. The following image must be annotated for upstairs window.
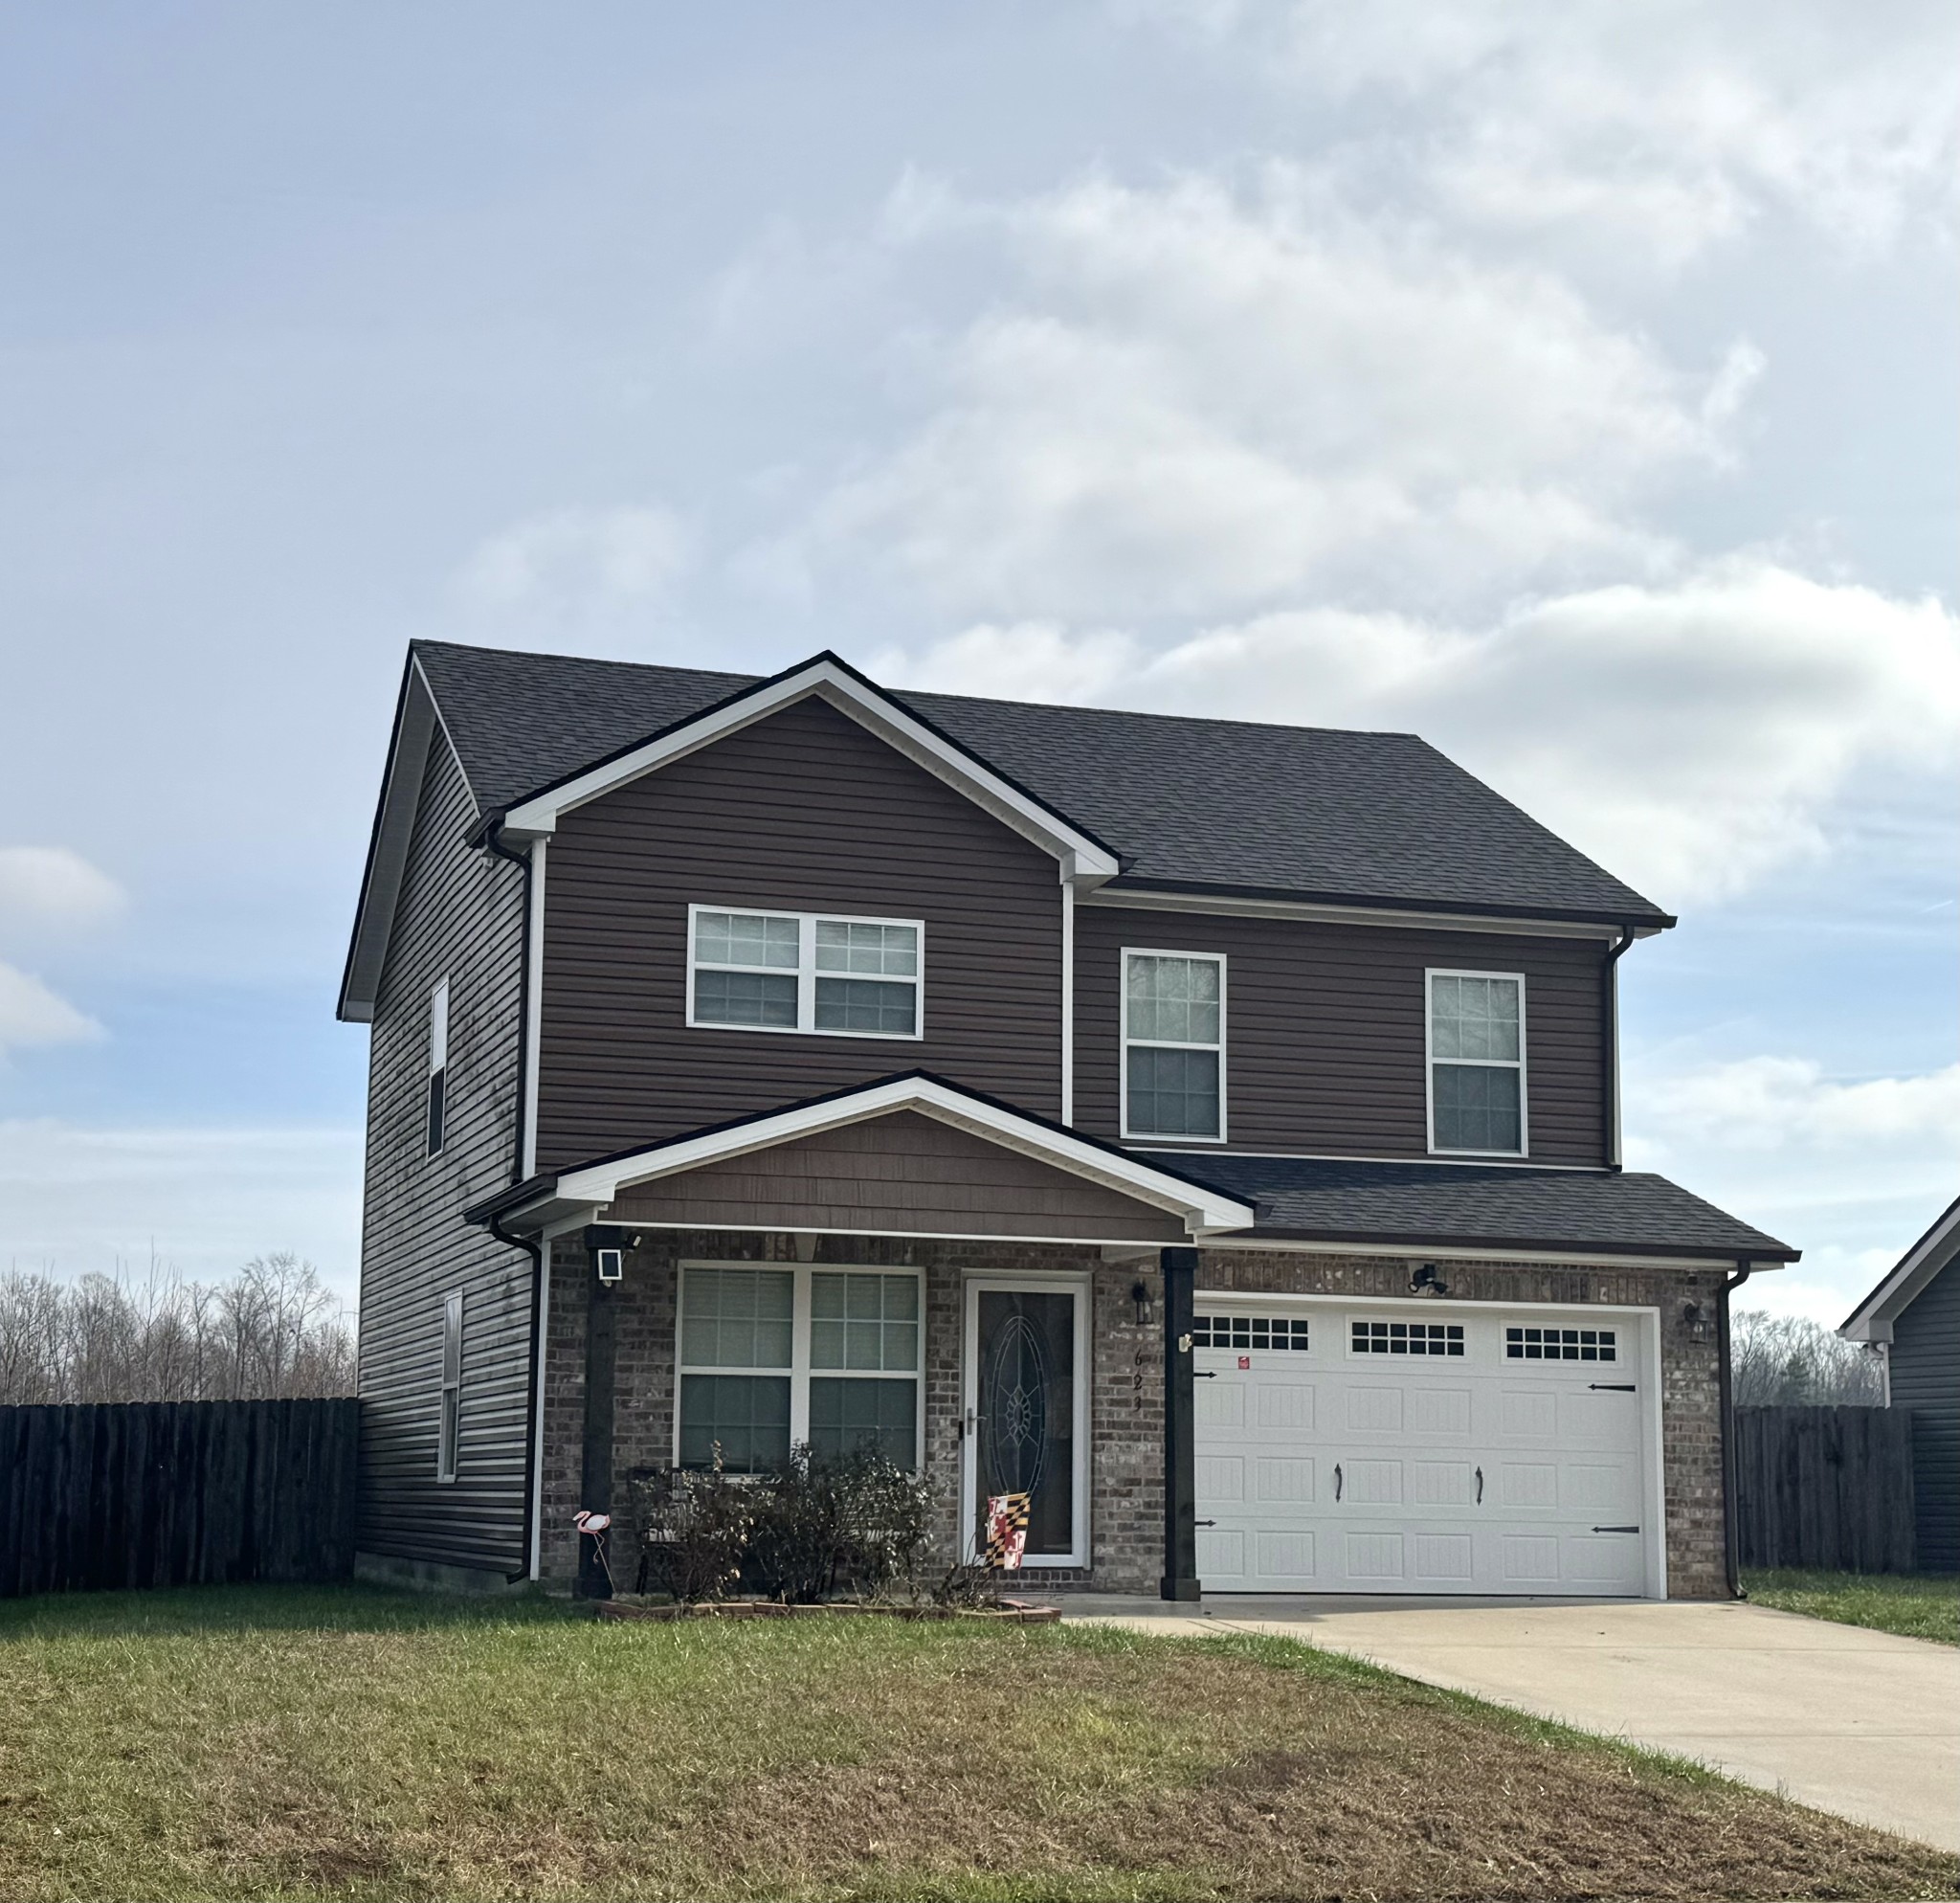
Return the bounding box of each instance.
[1123,951,1225,1141]
[426,978,449,1157]
[688,907,922,1039]
[436,1289,463,1482]
[1428,971,1526,1155]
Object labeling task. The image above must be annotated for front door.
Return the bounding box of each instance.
[962,1279,1089,1567]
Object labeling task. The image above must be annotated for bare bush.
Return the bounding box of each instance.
[1731,1309,1886,1408]
[0,1253,355,1405]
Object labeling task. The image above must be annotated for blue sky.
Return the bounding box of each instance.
[1,2,1953,1321]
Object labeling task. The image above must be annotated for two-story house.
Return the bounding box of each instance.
[339,642,1794,1601]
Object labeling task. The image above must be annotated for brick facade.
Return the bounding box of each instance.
[538,1232,1727,1600]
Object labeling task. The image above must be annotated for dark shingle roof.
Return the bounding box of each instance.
[411,639,1670,927]
[1150,1153,1795,1261]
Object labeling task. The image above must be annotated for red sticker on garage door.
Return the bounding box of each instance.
[1238,1355,1251,1369]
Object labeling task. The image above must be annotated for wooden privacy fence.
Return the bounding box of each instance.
[1735,1405,1917,1574]
[0,1397,360,1598]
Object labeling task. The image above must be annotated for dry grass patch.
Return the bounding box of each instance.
[0,1584,1950,1902]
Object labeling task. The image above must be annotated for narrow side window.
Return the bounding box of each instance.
[436,1288,463,1482]
[426,977,449,1157]
[1428,971,1526,1154]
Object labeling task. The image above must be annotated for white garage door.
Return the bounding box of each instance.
[1193,1300,1657,1597]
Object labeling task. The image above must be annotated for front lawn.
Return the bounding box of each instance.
[0,1586,1950,1902]
[1745,1568,1959,1646]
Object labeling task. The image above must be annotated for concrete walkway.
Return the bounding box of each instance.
[1049,1595,1960,1853]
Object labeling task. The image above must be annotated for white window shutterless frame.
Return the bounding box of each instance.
[1426,969,1528,1156]
[435,1288,462,1483]
[960,1275,1091,1568]
[1121,949,1226,1142]
[673,1264,926,1473]
[686,906,924,1040]
[426,977,450,1158]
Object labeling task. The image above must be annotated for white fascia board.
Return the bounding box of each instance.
[1083,884,1637,942]
[339,661,444,1021]
[1204,1235,1786,1273]
[553,1076,1257,1235]
[1841,1196,1960,1338]
[500,658,1120,882]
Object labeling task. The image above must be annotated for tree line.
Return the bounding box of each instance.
[1731,1308,1885,1408]
[0,1253,354,1406]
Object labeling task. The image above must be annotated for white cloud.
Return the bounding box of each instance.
[0,1121,363,1305]
[799,169,1729,623]
[0,964,101,1056]
[1124,0,1960,260]
[880,559,1960,907]
[457,503,692,622]
[0,846,123,929]
[1622,1055,1958,1326]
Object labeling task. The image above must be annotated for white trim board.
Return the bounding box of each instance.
[1841,1195,1960,1341]
[551,1075,1258,1236]
[501,655,1121,883]
[1083,884,1657,942]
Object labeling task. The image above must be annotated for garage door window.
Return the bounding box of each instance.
[1350,1318,1465,1356]
[1506,1325,1617,1362]
[1192,1314,1310,1351]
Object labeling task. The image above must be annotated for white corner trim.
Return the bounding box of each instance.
[1059,874,1076,1127]
[500,657,1121,882]
[552,1075,1257,1235]
[522,838,547,1179]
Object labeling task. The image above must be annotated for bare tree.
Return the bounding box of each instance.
[0,1256,355,1405]
[1731,1309,1886,1408]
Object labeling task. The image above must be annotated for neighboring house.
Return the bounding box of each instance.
[1841,1197,1960,1574]
[339,643,1795,1601]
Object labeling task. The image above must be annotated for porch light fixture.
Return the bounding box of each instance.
[1410,1264,1449,1298]
[1682,1301,1709,1340]
[1131,1280,1154,1327]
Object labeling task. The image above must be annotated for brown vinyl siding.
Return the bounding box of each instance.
[536,696,1064,1168]
[357,735,534,1576]
[607,1109,1187,1243]
[1073,904,1608,1166]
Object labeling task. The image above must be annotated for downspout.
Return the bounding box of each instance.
[1718,1259,1753,1600]
[486,818,545,1584]
[1601,927,1635,1170]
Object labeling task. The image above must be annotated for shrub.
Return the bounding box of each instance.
[630,1457,754,1602]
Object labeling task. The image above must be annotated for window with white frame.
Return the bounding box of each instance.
[436,1289,462,1482]
[677,1265,922,1472]
[426,977,450,1157]
[688,907,923,1039]
[1428,971,1526,1154]
[1124,951,1224,1140]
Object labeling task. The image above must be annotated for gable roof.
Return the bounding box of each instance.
[465,1070,1259,1239]
[410,638,1672,929]
[1840,1194,1960,1341]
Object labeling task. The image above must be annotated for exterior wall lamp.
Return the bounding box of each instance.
[1682,1301,1710,1340]
[1410,1263,1450,1298]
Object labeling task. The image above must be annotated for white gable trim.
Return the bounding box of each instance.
[499,654,1121,882]
[1841,1195,1960,1341]
[553,1075,1256,1236]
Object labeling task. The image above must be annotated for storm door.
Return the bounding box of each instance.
[961,1278,1089,1567]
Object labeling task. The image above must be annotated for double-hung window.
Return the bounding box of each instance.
[1428,970,1526,1154]
[436,1289,462,1482]
[426,977,449,1157]
[688,907,923,1039]
[1123,950,1225,1140]
[677,1265,923,1472]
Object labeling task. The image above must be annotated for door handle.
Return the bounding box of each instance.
[1475,1466,1483,1506]
[1589,1383,1636,1392]
[1193,1519,1216,1528]
[1192,1370,1218,1379]
[1333,1463,1343,1502]
[1592,1525,1639,1534]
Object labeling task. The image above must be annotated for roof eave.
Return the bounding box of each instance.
[1840,1194,1960,1338]
[1102,875,1674,934]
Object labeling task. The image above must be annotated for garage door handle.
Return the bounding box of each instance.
[1475,1466,1483,1505]
[1333,1464,1342,1502]
[1192,1370,1218,1379]
[1193,1519,1216,1528]
[1592,1525,1639,1534]
[1589,1383,1636,1392]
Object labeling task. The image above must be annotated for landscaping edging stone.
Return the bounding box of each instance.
[596,1597,1060,1625]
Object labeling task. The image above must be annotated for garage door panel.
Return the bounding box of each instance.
[1192,1303,1656,1599]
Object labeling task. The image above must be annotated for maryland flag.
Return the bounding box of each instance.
[984,1491,1032,1570]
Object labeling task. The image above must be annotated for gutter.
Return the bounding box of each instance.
[1719,1259,1753,1600]
[485,817,546,1585]
[1602,927,1636,1170]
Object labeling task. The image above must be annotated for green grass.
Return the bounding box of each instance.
[1745,1568,1960,1645]
[0,1584,1951,1902]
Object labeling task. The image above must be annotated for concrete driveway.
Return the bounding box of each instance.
[1051,1595,1960,1853]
